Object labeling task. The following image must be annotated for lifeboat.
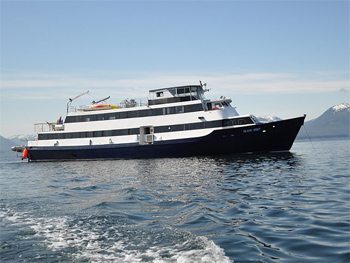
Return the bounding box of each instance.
[84,104,119,111]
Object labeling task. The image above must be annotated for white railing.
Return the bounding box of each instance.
[34,123,64,133]
[67,98,149,113]
[68,105,89,113]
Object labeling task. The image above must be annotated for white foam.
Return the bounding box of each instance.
[1,207,232,263]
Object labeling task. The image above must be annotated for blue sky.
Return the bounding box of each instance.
[0,0,349,137]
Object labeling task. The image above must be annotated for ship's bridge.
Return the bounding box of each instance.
[148,85,206,106]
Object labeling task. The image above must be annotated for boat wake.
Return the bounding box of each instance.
[0,206,231,262]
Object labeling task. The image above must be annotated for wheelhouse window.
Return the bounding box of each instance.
[176,88,184,94]
[207,100,230,111]
[156,92,164,97]
[176,87,191,95]
[212,102,222,110]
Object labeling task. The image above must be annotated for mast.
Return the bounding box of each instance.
[66,90,90,114]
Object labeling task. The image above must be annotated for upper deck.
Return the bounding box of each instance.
[148,85,206,105]
[33,83,237,133]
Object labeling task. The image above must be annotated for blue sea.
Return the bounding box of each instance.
[0,139,349,262]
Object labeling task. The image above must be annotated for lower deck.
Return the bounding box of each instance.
[26,116,305,161]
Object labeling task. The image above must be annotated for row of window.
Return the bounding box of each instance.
[148,95,197,106]
[38,117,254,140]
[65,103,203,123]
[222,117,254,126]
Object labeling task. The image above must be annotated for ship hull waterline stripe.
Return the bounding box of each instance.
[27,116,305,161]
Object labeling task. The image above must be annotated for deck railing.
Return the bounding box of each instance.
[67,99,148,113]
[34,123,64,133]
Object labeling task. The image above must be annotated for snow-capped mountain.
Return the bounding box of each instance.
[0,134,36,152]
[9,134,36,146]
[331,103,350,112]
[256,115,282,123]
[298,103,350,139]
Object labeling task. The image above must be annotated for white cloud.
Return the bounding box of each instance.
[1,71,349,100]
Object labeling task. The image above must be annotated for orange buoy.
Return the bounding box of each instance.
[22,148,28,160]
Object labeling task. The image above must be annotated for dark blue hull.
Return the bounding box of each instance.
[27,116,305,161]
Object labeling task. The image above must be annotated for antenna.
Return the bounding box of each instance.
[66,90,90,114]
[199,80,209,92]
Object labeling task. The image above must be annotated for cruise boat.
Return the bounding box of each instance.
[17,83,305,161]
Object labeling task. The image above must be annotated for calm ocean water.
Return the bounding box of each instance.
[0,139,349,262]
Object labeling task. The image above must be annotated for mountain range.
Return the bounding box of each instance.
[0,103,349,152]
[297,102,350,139]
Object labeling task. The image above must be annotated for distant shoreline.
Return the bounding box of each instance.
[296,136,350,142]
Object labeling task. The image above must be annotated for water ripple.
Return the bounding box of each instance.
[0,139,349,262]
